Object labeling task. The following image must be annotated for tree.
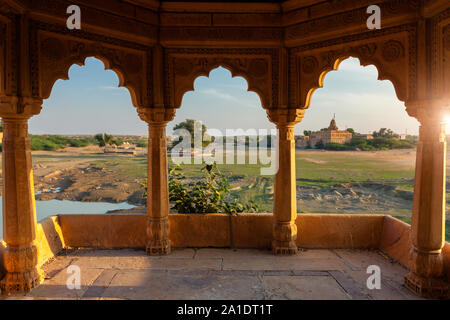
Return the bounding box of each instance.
[94,133,119,147]
[172,119,215,148]
[372,128,399,138]
[303,130,312,136]
[315,140,324,149]
[346,128,355,135]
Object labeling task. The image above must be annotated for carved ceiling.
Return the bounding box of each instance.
[0,0,449,116]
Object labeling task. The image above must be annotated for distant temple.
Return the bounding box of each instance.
[296,116,353,148]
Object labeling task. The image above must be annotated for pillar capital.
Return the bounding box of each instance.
[0,96,42,119]
[137,107,176,125]
[266,108,305,127]
[405,99,450,124]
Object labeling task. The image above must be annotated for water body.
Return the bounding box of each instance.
[0,197,135,239]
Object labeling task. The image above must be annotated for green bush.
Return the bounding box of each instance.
[320,137,417,151]
[29,135,96,151]
[167,163,259,214]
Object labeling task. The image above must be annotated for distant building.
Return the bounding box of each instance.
[354,133,374,140]
[104,142,145,155]
[308,117,353,147]
[295,135,310,148]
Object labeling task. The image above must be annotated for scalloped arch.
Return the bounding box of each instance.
[168,54,274,110]
[178,64,266,110]
[38,35,147,108]
[296,39,410,110]
[302,55,407,111]
[41,55,140,108]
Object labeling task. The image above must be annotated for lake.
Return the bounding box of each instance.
[0,197,135,239]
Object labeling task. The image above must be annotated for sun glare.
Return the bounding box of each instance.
[444,115,450,134]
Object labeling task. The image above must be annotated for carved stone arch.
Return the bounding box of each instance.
[37,31,150,108]
[165,48,279,110]
[290,29,414,110]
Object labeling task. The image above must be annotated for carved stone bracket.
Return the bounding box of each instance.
[165,48,278,110]
[405,99,450,124]
[0,96,42,119]
[266,108,305,127]
[137,107,176,125]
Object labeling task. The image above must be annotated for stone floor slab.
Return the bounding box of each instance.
[261,275,349,300]
[0,248,423,300]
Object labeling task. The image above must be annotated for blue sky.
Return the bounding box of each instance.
[29,57,420,136]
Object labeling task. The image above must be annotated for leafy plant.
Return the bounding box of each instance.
[167,163,258,214]
[94,133,121,147]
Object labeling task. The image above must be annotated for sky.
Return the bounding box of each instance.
[29,57,420,136]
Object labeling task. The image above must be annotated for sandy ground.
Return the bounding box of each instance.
[0,148,430,215]
[0,146,146,205]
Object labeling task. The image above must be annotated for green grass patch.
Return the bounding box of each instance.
[30,135,97,151]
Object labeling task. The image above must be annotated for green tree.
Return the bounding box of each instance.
[94,133,119,147]
[346,128,355,135]
[172,119,215,149]
[372,128,399,139]
[315,140,324,149]
[303,130,312,136]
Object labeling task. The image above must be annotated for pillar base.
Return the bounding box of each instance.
[404,272,449,299]
[0,268,43,294]
[146,240,171,256]
[272,240,298,255]
[146,217,171,256]
[0,244,44,293]
[272,221,298,255]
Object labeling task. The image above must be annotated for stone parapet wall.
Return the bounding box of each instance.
[1,213,449,285]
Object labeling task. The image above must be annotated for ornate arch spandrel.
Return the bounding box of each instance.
[37,30,151,108]
[290,28,415,110]
[165,48,279,110]
[0,18,7,95]
[0,11,19,97]
[431,9,450,102]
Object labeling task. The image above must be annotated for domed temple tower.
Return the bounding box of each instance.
[309,117,353,146]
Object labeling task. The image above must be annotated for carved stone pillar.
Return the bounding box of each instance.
[138,107,176,255]
[0,97,43,293]
[404,102,449,299]
[267,108,305,255]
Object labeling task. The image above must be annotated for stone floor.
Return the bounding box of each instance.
[2,248,421,300]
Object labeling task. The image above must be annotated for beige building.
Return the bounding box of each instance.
[308,118,353,147]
